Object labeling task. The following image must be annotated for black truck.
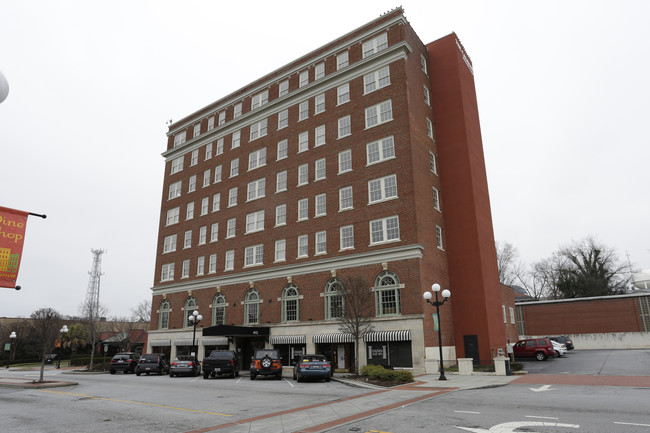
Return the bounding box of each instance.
[202,350,239,379]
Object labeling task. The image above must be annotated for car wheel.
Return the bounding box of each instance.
[250,374,256,380]
[109,370,116,375]
[203,371,209,379]
[276,373,282,380]
[136,372,141,376]
[297,374,302,383]
[536,351,547,361]
[325,376,331,382]
[170,372,174,378]
[293,373,297,380]
[123,370,128,374]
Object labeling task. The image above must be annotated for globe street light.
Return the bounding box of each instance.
[188,310,203,360]
[423,284,451,380]
[57,325,69,369]
[6,331,17,369]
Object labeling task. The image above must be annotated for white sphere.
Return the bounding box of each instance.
[0,70,9,104]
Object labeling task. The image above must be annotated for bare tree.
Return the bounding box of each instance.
[108,317,139,352]
[131,299,152,323]
[78,300,109,371]
[337,275,375,375]
[495,241,523,286]
[30,308,63,382]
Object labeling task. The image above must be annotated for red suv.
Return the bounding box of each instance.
[513,338,555,361]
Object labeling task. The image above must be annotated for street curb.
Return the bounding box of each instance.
[0,380,78,389]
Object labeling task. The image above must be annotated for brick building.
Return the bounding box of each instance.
[147,8,507,373]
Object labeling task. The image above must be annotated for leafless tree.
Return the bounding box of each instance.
[78,300,109,371]
[495,241,523,286]
[337,275,375,375]
[108,317,140,352]
[131,299,152,323]
[30,308,63,382]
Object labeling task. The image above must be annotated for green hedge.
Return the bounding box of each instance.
[360,364,413,383]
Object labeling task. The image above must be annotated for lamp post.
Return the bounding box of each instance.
[423,284,451,380]
[57,325,69,369]
[188,310,203,359]
[6,332,16,369]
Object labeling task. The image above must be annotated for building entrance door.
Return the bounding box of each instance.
[463,334,480,364]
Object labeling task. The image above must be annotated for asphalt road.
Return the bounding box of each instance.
[515,348,650,375]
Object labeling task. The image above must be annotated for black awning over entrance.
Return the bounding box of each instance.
[202,324,270,337]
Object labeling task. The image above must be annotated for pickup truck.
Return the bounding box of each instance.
[250,349,282,380]
[202,350,239,379]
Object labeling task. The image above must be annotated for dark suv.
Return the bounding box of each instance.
[250,349,282,380]
[109,352,139,374]
[135,353,169,375]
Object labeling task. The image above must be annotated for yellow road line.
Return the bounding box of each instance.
[39,390,232,417]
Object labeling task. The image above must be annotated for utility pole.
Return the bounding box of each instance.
[84,249,105,371]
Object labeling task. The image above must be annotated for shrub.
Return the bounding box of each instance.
[360,364,413,383]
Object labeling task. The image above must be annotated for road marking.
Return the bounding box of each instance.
[455,411,481,414]
[525,416,559,420]
[285,378,294,388]
[39,390,232,417]
[456,421,579,432]
[528,385,554,392]
[614,422,650,427]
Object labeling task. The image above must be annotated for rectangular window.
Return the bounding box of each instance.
[367,136,395,165]
[193,123,201,138]
[228,187,238,207]
[421,53,428,74]
[429,151,438,175]
[248,148,267,171]
[245,210,265,234]
[364,66,390,94]
[315,62,325,80]
[277,139,288,160]
[279,79,289,96]
[212,193,221,212]
[166,207,180,226]
[365,100,393,128]
[170,156,183,174]
[339,186,353,211]
[298,164,308,186]
[314,125,326,147]
[198,226,207,245]
[245,244,264,267]
[191,150,199,166]
[182,260,190,278]
[297,235,308,257]
[432,187,441,211]
[298,131,309,152]
[184,230,192,249]
[232,130,241,149]
[337,83,350,105]
[315,231,327,254]
[275,204,287,226]
[315,193,326,217]
[201,197,209,215]
[368,174,398,203]
[186,202,194,220]
[338,115,351,138]
[275,239,286,262]
[314,93,325,114]
[314,158,326,181]
[251,90,269,109]
[163,234,177,253]
[278,109,288,129]
[218,111,226,125]
[203,170,210,188]
[338,149,352,173]
[340,225,354,250]
[168,181,182,200]
[276,170,287,192]
[436,225,444,250]
[174,132,186,147]
[299,101,309,121]
[233,102,242,118]
[208,117,215,131]
[424,86,431,106]
[249,118,268,141]
[210,223,219,242]
[209,254,217,273]
[214,165,222,183]
[205,142,213,160]
[370,216,400,244]
[247,178,266,201]
[216,137,224,155]
[362,32,388,58]
[299,70,309,87]
[509,307,516,324]
[426,118,435,140]
[336,51,349,69]
[188,175,196,192]
[298,198,308,221]
[225,250,234,270]
[161,263,174,281]
[230,159,239,177]
[226,218,236,238]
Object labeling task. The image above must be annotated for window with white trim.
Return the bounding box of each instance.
[214,165,222,183]
[277,139,288,160]
[233,102,242,118]
[275,239,286,262]
[429,151,438,175]
[245,210,265,234]
[315,231,327,255]
[315,193,326,217]
[370,216,400,244]
[509,307,516,324]
[161,263,174,281]
[299,101,309,121]
[191,150,199,166]
[279,79,289,97]
[225,250,234,271]
[193,123,201,138]
[218,111,226,125]
[208,117,215,131]
[244,288,261,324]
[275,204,286,226]
[247,178,266,201]
[244,244,264,267]
[338,149,352,173]
[298,198,308,221]
[276,170,287,192]
[298,131,309,153]
[232,130,241,149]
[365,100,393,128]
[436,225,444,250]
[250,119,268,141]
[230,158,239,177]
[362,33,388,58]
[184,230,192,248]
[163,234,177,253]
[314,158,326,181]
[251,90,269,109]
[210,222,218,242]
[339,186,353,211]
[208,254,217,274]
[228,187,238,207]
[297,235,308,258]
[168,181,182,200]
[298,164,308,186]
[363,66,390,94]
[186,202,194,220]
[212,193,220,212]
[315,125,325,147]
[281,284,300,322]
[315,93,325,114]
[337,83,350,105]
[188,175,196,192]
[368,174,397,204]
[340,225,354,250]
[216,138,224,155]
[426,118,435,140]
[325,278,344,319]
[171,157,183,174]
[197,256,205,275]
[432,187,441,211]
[338,115,351,138]
[205,142,213,160]
[314,62,325,80]
[182,260,190,278]
[201,197,209,215]
[226,218,236,238]
[374,270,401,316]
[299,70,309,88]
[421,53,428,74]
[203,170,210,188]
[248,148,267,171]
[336,51,349,70]
[174,131,186,147]
[212,294,225,325]
[278,109,288,129]
[166,207,180,226]
[366,136,395,165]
[159,300,170,329]
[424,86,431,106]
[198,226,207,245]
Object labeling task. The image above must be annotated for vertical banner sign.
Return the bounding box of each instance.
[0,206,29,288]
[432,313,439,332]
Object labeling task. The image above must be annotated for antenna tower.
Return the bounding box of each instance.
[85,248,105,371]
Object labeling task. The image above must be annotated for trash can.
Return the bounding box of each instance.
[505,358,512,376]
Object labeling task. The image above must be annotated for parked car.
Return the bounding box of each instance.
[548,335,574,350]
[44,354,58,365]
[551,340,568,357]
[293,354,332,382]
[202,350,239,379]
[170,355,201,377]
[250,349,282,380]
[512,338,556,361]
[109,352,139,374]
[136,353,169,375]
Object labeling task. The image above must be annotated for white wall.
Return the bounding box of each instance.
[524,332,650,350]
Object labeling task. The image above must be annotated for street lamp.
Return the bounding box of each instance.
[6,331,16,369]
[423,283,451,380]
[57,325,69,369]
[188,310,203,359]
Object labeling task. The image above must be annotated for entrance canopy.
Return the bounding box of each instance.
[202,324,269,337]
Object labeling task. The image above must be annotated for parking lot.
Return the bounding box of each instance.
[515,348,650,376]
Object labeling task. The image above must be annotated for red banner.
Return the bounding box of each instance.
[0,206,29,288]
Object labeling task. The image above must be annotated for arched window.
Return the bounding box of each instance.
[374,271,401,316]
[281,284,300,322]
[184,296,198,328]
[324,278,345,319]
[212,294,226,326]
[244,289,261,325]
[159,299,170,330]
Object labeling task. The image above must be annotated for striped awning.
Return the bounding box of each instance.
[312,333,354,344]
[202,337,229,346]
[269,335,306,345]
[364,330,412,342]
[150,339,171,347]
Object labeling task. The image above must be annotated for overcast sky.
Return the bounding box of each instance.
[1,1,648,319]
